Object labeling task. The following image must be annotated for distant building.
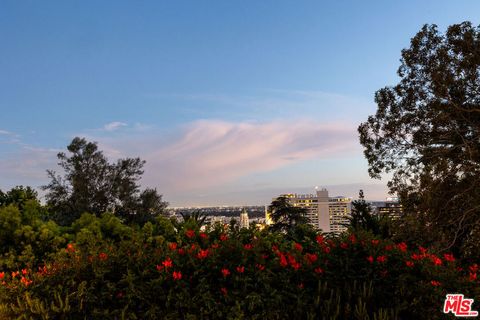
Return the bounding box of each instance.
[272,189,352,234]
[239,208,250,229]
[377,197,402,219]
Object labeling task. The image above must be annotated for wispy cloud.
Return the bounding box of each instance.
[92,119,360,192]
[103,121,128,132]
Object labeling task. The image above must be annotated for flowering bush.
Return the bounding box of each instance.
[0,217,478,319]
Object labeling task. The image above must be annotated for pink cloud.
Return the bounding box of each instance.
[137,119,359,191]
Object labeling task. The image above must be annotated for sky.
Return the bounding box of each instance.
[1,1,479,206]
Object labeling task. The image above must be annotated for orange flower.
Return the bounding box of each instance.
[172,271,182,280]
[21,269,28,275]
[66,243,75,253]
[11,271,19,278]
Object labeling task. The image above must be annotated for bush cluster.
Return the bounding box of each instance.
[0,210,478,319]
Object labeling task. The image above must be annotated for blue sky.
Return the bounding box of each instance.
[1,1,479,206]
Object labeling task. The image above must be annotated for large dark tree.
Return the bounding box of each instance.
[268,196,309,233]
[43,137,168,225]
[359,22,480,259]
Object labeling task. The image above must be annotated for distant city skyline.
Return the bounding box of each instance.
[1,1,479,206]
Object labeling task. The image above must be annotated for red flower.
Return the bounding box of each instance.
[221,268,231,277]
[272,245,279,252]
[430,280,441,286]
[294,243,303,252]
[469,273,477,282]
[384,245,393,251]
[236,266,245,273]
[178,248,185,255]
[305,253,318,264]
[396,242,407,252]
[298,283,304,289]
[156,264,164,272]
[469,264,479,274]
[199,233,208,240]
[244,243,253,250]
[367,256,374,264]
[197,249,209,260]
[430,255,442,266]
[220,287,228,296]
[256,264,265,271]
[162,257,173,268]
[405,261,414,268]
[443,253,455,262]
[340,242,349,249]
[348,234,357,243]
[185,229,195,238]
[279,254,288,267]
[168,242,178,251]
[66,243,75,253]
[211,243,219,249]
[314,267,324,274]
[316,234,325,245]
[371,239,379,246]
[291,262,301,270]
[0,272,4,280]
[418,246,428,254]
[323,246,331,254]
[20,277,32,287]
[99,252,108,261]
[21,269,28,275]
[116,291,124,299]
[172,271,182,280]
[411,253,423,260]
[376,256,387,263]
[219,234,228,241]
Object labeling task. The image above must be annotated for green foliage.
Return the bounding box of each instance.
[348,190,392,238]
[358,22,480,260]
[0,213,476,319]
[43,137,168,226]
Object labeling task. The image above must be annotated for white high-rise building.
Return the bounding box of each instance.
[239,208,250,229]
[276,189,351,233]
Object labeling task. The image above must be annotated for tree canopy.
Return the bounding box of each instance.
[358,22,480,259]
[43,137,168,225]
[268,196,309,233]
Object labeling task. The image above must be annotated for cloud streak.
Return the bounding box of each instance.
[136,119,359,191]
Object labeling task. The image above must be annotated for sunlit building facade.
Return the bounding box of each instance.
[273,189,352,233]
